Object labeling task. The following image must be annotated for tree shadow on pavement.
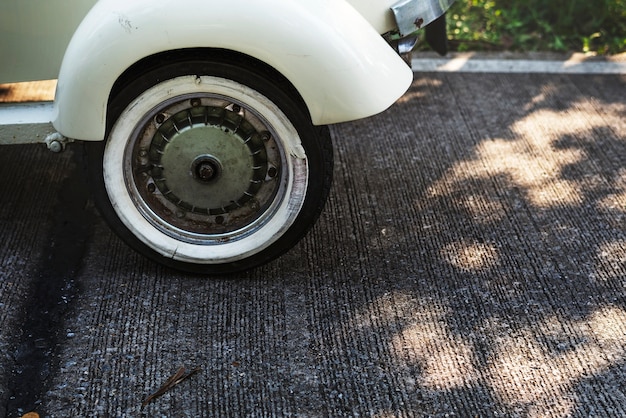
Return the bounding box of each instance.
[36,72,626,417]
[290,72,626,416]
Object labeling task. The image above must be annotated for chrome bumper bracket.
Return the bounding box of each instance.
[391,0,455,37]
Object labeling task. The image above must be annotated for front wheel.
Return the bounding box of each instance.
[86,61,333,274]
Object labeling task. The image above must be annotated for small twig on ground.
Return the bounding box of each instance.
[141,365,202,409]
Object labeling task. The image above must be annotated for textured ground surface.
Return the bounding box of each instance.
[1,71,625,417]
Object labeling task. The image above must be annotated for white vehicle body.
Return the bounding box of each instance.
[53,0,411,140]
[1,0,452,142]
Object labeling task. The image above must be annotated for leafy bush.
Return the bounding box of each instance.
[443,0,626,54]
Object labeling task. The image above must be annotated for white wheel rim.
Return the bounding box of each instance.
[103,75,308,264]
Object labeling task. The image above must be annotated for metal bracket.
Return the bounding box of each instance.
[45,131,73,153]
[391,0,455,37]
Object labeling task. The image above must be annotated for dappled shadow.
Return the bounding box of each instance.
[284,72,626,415]
[17,72,625,416]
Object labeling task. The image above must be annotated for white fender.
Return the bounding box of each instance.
[52,0,413,141]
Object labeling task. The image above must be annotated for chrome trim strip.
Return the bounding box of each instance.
[0,102,55,145]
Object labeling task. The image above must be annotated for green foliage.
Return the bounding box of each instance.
[443,0,626,54]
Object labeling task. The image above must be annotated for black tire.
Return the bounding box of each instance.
[85,59,333,274]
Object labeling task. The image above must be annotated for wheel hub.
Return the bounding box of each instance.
[193,156,221,183]
[129,96,283,238]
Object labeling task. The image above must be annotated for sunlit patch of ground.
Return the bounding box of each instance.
[0,80,56,102]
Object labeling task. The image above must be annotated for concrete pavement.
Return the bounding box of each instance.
[1,69,626,417]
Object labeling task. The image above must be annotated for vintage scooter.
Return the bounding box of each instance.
[0,0,453,273]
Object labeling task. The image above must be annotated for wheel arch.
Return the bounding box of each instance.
[107,48,310,128]
[52,0,413,141]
